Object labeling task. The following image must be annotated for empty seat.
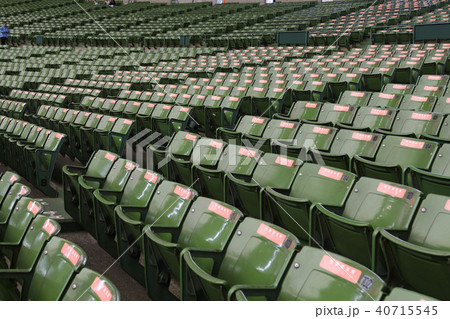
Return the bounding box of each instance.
[93,168,162,257]
[405,143,450,196]
[227,153,302,219]
[115,180,197,286]
[263,163,357,243]
[181,218,299,301]
[379,193,450,300]
[78,158,136,238]
[313,177,421,270]
[142,197,243,300]
[63,150,118,224]
[311,130,384,170]
[233,246,385,301]
[353,136,439,184]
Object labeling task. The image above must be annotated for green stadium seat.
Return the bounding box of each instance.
[143,197,242,300]
[181,218,299,301]
[115,180,197,287]
[78,158,135,238]
[263,163,357,243]
[233,246,385,301]
[405,143,450,196]
[62,268,120,301]
[311,130,384,170]
[63,150,118,224]
[377,111,443,138]
[353,136,439,184]
[227,153,302,219]
[313,177,421,271]
[93,168,162,257]
[0,216,60,301]
[379,193,450,300]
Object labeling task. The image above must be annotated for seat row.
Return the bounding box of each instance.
[0,116,65,196]
[29,105,134,164]
[0,171,119,301]
[149,128,449,202]
[61,150,446,300]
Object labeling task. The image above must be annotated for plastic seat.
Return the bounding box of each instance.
[417,75,449,87]
[1,237,86,301]
[63,150,118,224]
[398,95,437,112]
[413,85,445,98]
[367,92,403,108]
[434,96,450,114]
[339,107,397,131]
[243,119,299,153]
[62,268,120,301]
[93,168,162,257]
[274,124,338,159]
[115,181,197,286]
[311,130,384,170]
[405,143,450,196]
[379,193,450,300]
[194,144,261,202]
[313,177,421,270]
[24,131,65,197]
[217,115,269,145]
[274,101,323,122]
[315,103,358,126]
[377,111,443,138]
[338,91,371,107]
[227,153,302,219]
[143,197,243,300]
[0,216,60,301]
[382,83,415,95]
[165,131,201,185]
[78,158,136,238]
[263,163,357,243]
[233,246,385,301]
[353,136,439,184]
[181,218,299,301]
[0,172,21,206]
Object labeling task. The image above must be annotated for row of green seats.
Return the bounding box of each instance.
[0,116,65,196]
[61,150,445,300]
[0,171,120,301]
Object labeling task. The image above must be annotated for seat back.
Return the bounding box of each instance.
[0,183,30,224]
[101,159,137,192]
[252,153,302,189]
[390,111,443,137]
[408,194,450,251]
[144,181,197,230]
[26,237,87,301]
[317,103,358,125]
[375,136,439,170]
[235,115,269,137]
[329,130,383,159]
[278,247,385,301]
[119,169,162,207]
[216,218,298,295]
[343,177,421,229]
[1,198,43,244]
[63,268,120,301]
[290,163,356,206]
[0,172,20,205]
[85,150,119,180]
[351,107,396,130]
[14,216,61,270]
